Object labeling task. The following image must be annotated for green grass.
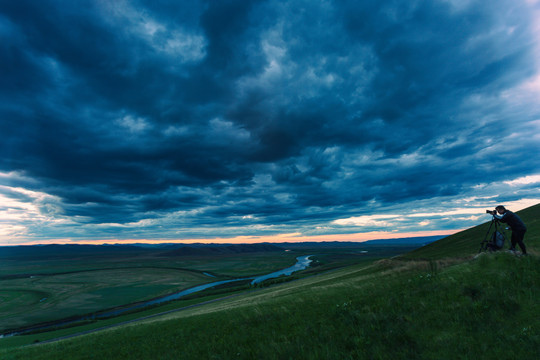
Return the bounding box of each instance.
[0,246,405,336]
[0,251,299,278]
[0,252,301,332]
[3,252,540,359]
[0,293,230,349]
[0,268,212,332]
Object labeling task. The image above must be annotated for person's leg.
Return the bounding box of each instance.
[512,231,527,255]
[509,233,517,251]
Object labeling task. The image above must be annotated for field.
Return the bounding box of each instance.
[1,203,539,359]
[0,247,302,333]
[0,243,415,338]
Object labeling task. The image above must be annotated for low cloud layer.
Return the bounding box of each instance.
[1,0,540,244]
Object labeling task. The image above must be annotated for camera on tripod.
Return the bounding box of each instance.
[479,210,506,252]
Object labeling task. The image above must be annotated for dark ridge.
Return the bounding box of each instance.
[225,243,284,253]
[278,236,444,249]
[0,236,441,260]
[0,244,144,259]
[160,243,284,257]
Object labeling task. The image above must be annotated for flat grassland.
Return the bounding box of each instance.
[0,249,301,333]
[0,243,414,351]
[0,267,210,330]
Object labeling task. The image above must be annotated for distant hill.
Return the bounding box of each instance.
[160,243,284,257]
[0,244,144,259]
[402,202,540,260]
[278,236,443,249]
[0,243,284,260]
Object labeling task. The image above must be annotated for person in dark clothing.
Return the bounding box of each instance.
[490,205,527,255]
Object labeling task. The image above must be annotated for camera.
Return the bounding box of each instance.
[486,210,495,215]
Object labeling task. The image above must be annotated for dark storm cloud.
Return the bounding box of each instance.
[1,0,539,242]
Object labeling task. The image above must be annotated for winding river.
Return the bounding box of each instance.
[2,255,312,338]
[99,255,312,317]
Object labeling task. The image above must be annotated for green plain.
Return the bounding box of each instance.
[0,251,301,332]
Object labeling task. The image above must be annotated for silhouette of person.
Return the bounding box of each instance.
[492,205,527,255]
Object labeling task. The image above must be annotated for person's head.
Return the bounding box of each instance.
[495,205,506,214]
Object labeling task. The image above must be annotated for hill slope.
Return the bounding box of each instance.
[3,250,539,359]
[402,203,540,260]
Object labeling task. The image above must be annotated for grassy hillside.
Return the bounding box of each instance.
[3,252,539,359]
[402,203,540,259]
[2,203,539,359]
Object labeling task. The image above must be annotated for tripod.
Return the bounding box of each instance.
[479,216,507,253]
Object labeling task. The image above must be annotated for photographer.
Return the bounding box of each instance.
[487,205,527,255]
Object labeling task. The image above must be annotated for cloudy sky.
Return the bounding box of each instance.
[1,0,540,245]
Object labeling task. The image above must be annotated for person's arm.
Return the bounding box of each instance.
[493,213,504,220]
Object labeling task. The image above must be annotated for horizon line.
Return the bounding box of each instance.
[0,229,462,246]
